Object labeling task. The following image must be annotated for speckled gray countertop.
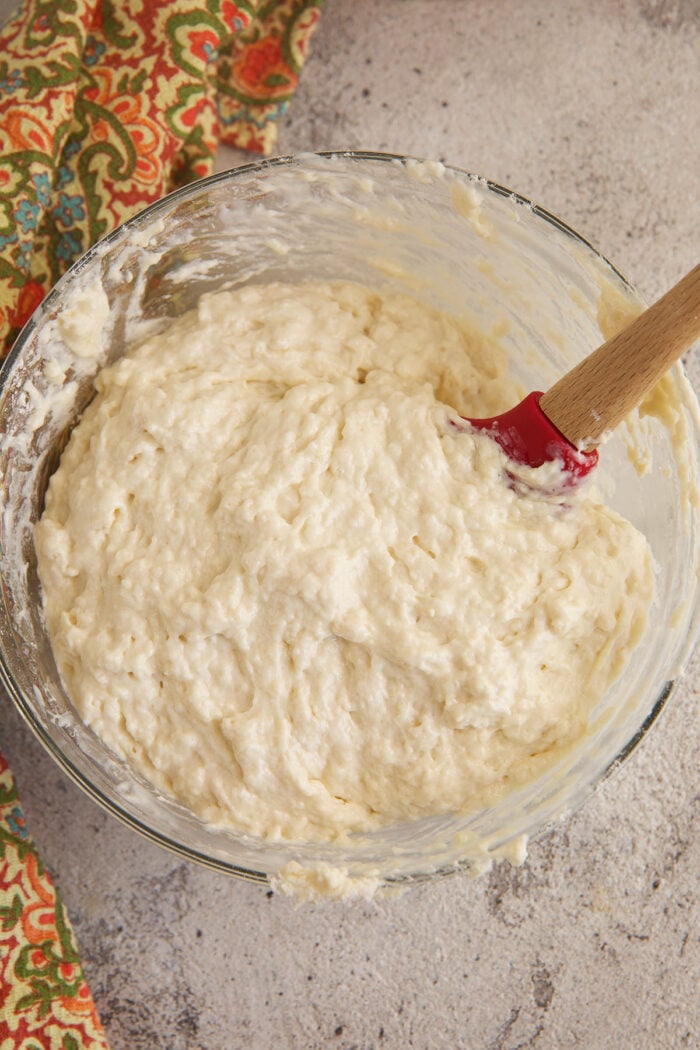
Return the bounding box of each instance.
[2,2,699,1047]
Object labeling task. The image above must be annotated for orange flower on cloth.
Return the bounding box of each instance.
[218,2,321,134]
[0,752,108,1049]
[0,0,323,354]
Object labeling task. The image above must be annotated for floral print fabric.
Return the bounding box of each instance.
[0,752,108,1049]
[0,0,322,354]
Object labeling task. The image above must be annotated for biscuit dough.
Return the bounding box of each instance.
[35,281,653,842]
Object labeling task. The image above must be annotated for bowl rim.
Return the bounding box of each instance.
[0,149,694,886]
[0,149,639,388]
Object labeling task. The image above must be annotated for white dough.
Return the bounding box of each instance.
[35,281,653,842]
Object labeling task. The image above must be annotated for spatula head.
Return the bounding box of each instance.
[466,391,599,483]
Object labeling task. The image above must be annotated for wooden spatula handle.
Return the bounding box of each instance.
[540,263,700,447]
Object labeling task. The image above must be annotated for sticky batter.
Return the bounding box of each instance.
[35,281,653,842]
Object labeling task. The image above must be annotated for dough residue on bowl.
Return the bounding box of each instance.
[34,280,653,843]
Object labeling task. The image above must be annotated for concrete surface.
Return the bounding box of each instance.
[2,1,699,1047]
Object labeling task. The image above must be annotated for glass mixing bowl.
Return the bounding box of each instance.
[1,152,698,889]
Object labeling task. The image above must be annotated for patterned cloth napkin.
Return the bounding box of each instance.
[0,0,321,356]
[0,1,321,1045]
[1,753,108,1049]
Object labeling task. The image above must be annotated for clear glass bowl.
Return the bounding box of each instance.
[1,152,698,888]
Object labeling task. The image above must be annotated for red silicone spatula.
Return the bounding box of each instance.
[467,263,700,483]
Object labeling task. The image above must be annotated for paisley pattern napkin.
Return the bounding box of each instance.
[0,0,322,355]
[0,1,321,1045]
[0,753,108,1049]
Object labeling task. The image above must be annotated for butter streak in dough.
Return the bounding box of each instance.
[35,281,653,842]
